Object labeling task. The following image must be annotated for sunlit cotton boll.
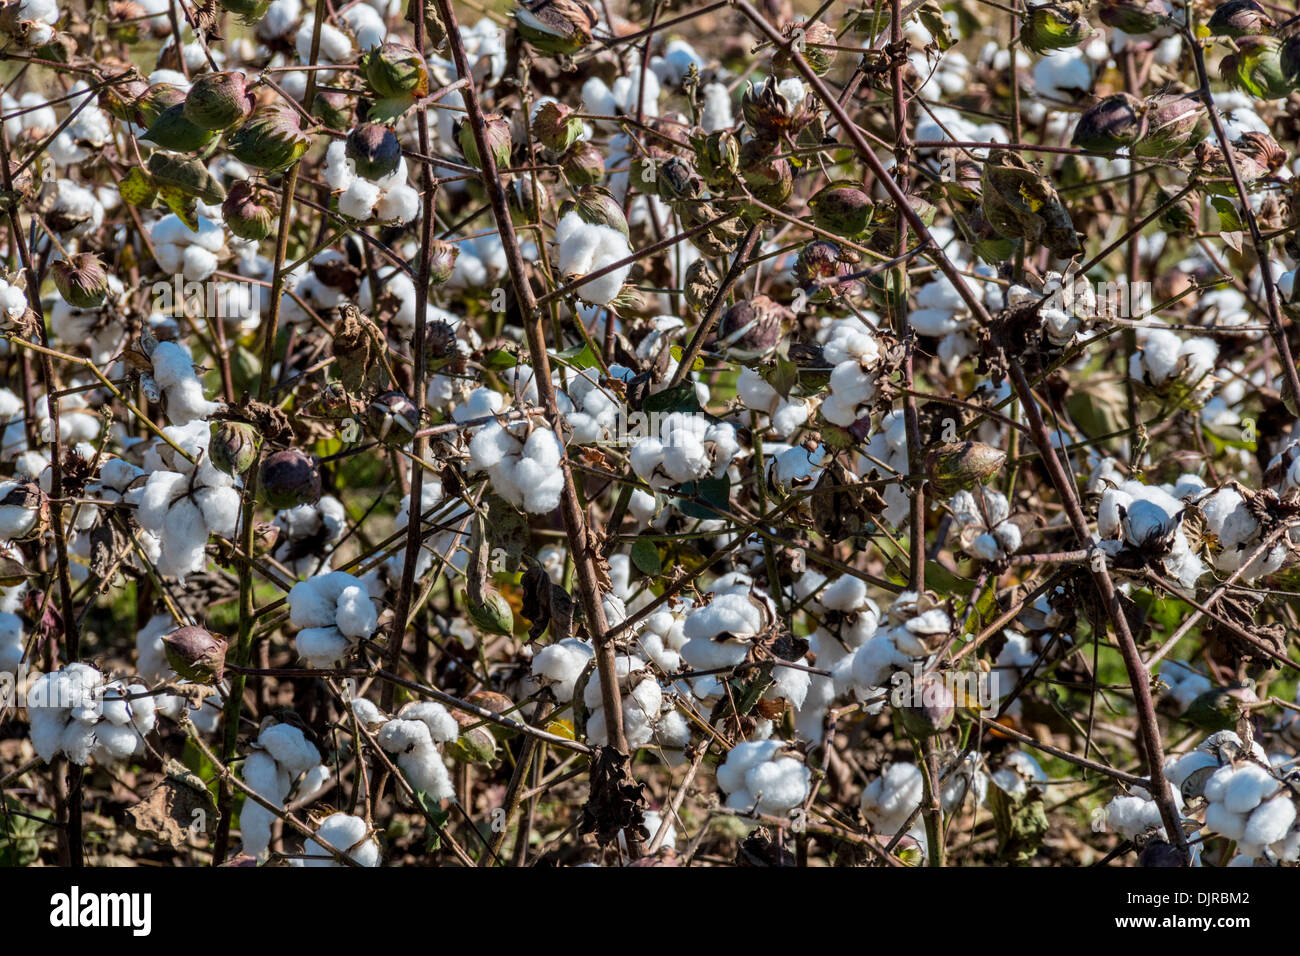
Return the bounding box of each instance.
[302,812,381,867]
[554,211,633,306]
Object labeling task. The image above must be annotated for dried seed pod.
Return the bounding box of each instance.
[219,0,270,25]
[774,19,837,74]
[428,241,459,287]
[741,75,813,139]
[209,421,260,477]
[718,295,790,362]
[362,42,429,100]
[809,181,875,237]
[1021,1,1094,54]
[147,152,227,205]
[143,102,216,152]
[456,113,512,171]
[1220,35,1292,100]
[560,140,605,185]
[1134,92,1207,157]
[1097,0,1168,34]
[684,259,721,313]
[1207,0,1274,37]
[366,391,419,447]
[898,674,956,737]
[533,100,584,153]
[924,441,1006,496]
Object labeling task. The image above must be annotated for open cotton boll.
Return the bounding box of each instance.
[745,757,810,814]
[716,740,784,796]
[295,627,351,668]
[531,639,595,702]
[1243,795,1296,847]
[1106,794,1167,839]
[258,723,322,778]
[862,762,925,835]
[305,812,381,867]
[149,341,221,425]
[396,701,459,744]
[1222,763,1279,813]
[339,179,382,219]
[335,585,378,639]
[1205,800,1249,842]
[554,211,633,306]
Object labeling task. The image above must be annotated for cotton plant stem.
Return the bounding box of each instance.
[1185,23,1300,417]
[213,0,326,865]
[431,0,630,777]
[380,0,439,712]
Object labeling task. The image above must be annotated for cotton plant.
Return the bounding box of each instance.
[239,720,331,859]
[717,739,811,818]
[273,495,348,578]
[376,700,460,802]
[299,812,382,867]
[286,570,380,667]
[26,664,157,766]
[128,421,241,580]
[322,139,420,224]
[948,486,1022,562]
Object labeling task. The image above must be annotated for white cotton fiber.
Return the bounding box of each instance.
[258,723,320,778]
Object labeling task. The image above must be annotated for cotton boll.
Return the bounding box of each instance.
[306,812,381,867]
[398,746,455,802]
[295,626,350,667]
[531,639,594,701]
[862,762,925,834]
[745,757,810,814]
[339,179,382,220]
[554,211,633,306]
[240,801,277,858]
[335,585,378,639]
[1205,800,1249,842]
[258,723,321,778]
[397,701,460,744]
[716,739,784,795]
[94,722,143,762]
[1243,795,1296,846]
[1223,763,1279,813]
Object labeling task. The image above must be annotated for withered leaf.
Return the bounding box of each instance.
[126,759,217,848]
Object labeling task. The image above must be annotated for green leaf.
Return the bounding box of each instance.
[675,475,731,519]
[630,536,661,575]
[481,348,517,371]
[762,354,799,399]
[643,383,701,415]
